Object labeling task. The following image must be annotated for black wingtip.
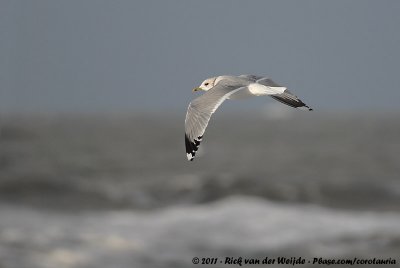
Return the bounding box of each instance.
[185,134,202,161]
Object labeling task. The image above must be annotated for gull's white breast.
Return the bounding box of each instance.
[227,87,254,99]
[248,83,286,95]
[228,84,287,99]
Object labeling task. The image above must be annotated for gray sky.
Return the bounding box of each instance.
[1,0,400,114]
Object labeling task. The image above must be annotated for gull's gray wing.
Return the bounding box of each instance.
[239,74,264,82]
[242,75,313,111]
[185,82,244,161]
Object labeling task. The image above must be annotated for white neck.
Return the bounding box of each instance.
[214,75,230,85]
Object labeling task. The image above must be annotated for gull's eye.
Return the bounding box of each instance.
[205,83,209,86]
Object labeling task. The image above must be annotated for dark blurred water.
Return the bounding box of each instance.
[1,112,400,267]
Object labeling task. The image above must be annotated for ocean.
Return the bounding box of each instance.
[1,111,399,267]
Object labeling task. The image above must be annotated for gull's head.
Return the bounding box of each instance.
[193,77,216,92]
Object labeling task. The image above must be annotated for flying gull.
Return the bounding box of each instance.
[185,75,312,161]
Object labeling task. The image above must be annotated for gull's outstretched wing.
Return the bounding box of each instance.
[241,75,313,111]
[185,82,244,161]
